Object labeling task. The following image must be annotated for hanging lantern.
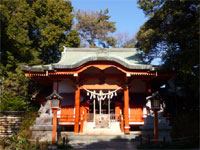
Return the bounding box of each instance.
[87,91,89,96]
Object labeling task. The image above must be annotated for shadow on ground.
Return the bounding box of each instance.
[70,136,140,150]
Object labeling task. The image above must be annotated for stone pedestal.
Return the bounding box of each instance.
[140,113,172,142]
[30,100,59,142]
[30,114,53,142]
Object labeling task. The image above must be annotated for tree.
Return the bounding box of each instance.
[136,0,199,96]
[1,0,80,72]
[136,0,199,140]
[30,0,80,63]
[115,32,136,48]
[136,0,199,69]
[75,8,116,48]
[0,0,80,110]
[1,0,37,72]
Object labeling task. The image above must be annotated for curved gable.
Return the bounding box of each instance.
[21,48,155,72]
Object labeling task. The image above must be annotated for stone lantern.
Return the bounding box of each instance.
[146,91,161,144]
[47,90,63,146]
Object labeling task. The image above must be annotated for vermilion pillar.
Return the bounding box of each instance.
[124,85,130,134]
[52,109,57,146]
[52,80,59,145]
[74,85,80,133]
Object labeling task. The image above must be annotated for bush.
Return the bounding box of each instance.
[0,68,30,111]
[0,92,28,111]
[0,111,72,150]
[171,111,199,138]
[0,67,40,111]
[0,111,37,150]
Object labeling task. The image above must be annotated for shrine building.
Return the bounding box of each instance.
[21,48,172,134]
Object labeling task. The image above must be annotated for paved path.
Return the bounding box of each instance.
[62,131,141,150]
[70,140,139,150]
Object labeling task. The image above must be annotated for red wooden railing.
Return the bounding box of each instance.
[129,115,144,123]
[59,115,75,123]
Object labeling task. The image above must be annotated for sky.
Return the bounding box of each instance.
[71,0,148,36]
[70,0,161,65]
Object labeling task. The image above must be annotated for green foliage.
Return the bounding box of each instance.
[136,0,199,103]
[0,111,38,150]
[57,140,73,150]
[30,0,80,63]
[0,93,27,111]
[0,68,30,111]
[0,67,40,111]
[1,0,80,70]
[19,111,38,132]
[171,112,199,139]
[0,110,72,150]
[76,8,116,48]
[0,136,72,150]
[136,0,199,99]
[136,0,199,141]
[137,0,165,17]
[1,0,39,71]
[3,134,36,150]
[0,0,80,111]
[136,0,199,70]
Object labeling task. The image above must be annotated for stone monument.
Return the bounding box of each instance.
[30,100,54,142]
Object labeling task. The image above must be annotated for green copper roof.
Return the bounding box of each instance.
[21,48,154,72]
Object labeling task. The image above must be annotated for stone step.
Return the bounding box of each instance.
[61,132,141,142]
[84,123,120,127]
[83,121,121,135]
[83,131,122,135]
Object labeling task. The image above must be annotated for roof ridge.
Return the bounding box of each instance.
[62,48,137,52]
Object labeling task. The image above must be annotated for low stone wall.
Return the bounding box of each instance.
[0,116,23,138]
[0,111,24,138]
